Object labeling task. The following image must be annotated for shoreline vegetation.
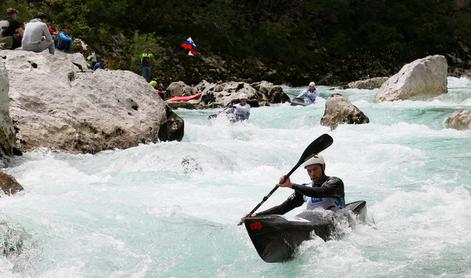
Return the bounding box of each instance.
[1,0,470,87]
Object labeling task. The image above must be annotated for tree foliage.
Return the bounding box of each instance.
[1,0,470,84]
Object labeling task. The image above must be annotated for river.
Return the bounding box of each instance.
[1,77,470,277]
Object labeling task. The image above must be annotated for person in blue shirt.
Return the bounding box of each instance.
[93,62,103,71]
[297,81,319,104]
[55,28,73,52]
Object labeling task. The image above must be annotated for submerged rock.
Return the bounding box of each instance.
[320,93,369,129]
[181,156,203,174]
[0,172,23,195]
[1,50,183,153]
[445,109,471,130]
[375,55,448,102]
[0,221,31,258]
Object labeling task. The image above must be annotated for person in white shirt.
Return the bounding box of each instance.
[21,13,54,55]
[297,81,319,104]
[228,93,251,121]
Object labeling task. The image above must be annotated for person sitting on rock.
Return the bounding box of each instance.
[297,81,319,104]
[21,13,55,55]
[226,93,251,121]
[0,8,22,50]
[48,24,58,40]
[55,28,73,52]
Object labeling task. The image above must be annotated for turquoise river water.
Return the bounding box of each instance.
[1,77,470,277]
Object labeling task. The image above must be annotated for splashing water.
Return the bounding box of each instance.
[1,77,470,277]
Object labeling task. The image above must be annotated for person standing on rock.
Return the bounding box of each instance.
[297,81,319,104]
[241,155,345,222]
[140,47,155,82]
[21,13,55,55]
[226,93,251,121]
[0,8,22,50]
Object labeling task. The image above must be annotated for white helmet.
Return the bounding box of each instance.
[303,154,325,168]
[309,81,316,87]
[239,93,248,100]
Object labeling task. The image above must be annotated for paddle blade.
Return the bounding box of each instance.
[238,133,334,225]
[299,134,333,164]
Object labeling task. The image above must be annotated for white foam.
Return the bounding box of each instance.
[1,82,471,276]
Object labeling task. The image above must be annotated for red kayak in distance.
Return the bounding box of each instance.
[167,93,202,102]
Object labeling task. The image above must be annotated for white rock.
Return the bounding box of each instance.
[375,55,448,102]
[320,93,369,130]
[445,109,471,130]
[1,50,169,153]
[347,77,388,89]
[0,59,16,161]
[166,81,195,97]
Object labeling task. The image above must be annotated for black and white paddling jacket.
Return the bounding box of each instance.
[256,176,346,216]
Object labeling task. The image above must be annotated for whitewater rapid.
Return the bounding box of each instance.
[1,77,470,277]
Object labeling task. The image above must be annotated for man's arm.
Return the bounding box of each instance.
[256,191,304,216]
[292,177,344,198]
[42,23,53,42]
[297,90,307,98]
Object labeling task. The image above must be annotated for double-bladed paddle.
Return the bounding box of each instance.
[238,133,333,225]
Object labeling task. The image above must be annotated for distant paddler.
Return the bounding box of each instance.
[291,81,319,106]
[208,93,251,122]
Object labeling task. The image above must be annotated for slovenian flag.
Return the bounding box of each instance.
[180,37,200,56]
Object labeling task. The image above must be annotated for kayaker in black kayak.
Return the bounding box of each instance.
[296,81,319,104]
[241,155,345,221]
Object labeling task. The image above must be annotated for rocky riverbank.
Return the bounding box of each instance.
[166,80,290,109]
[0,50,184,157]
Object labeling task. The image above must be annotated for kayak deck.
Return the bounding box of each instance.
[290,97,309,106]
[244,200,367,263]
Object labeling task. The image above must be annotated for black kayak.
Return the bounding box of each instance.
[243,200,367,263]
[290,97,309,106]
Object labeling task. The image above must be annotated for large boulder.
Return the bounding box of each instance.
[166,81,195,97]
[199,81,258,107]
[185,80,290,108]
[0,50,182,154]
[158,106,184,141]
[0,60,16,165]
[445,110,471,130]
[375,55,448,102]
[347,77,388,89]
[320,93,369,130]
[0,172,23,195]
[251,81,290,103]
